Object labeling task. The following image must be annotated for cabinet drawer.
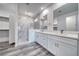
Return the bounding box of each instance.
[60,37,77,46]
[48,35,60,41]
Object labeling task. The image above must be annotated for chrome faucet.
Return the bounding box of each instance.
[61,30,64,34]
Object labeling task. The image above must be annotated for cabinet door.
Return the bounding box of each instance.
[48,35,60,55]
[58,41,77,56]
[29,30,35,42]
[42,35,48,49]
[48,38,55,55]
[36,33,48,49]
[36,33,45,46]
[36,33,41,44]
[48,38,59,55]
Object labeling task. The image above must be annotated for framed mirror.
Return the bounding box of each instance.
[53,3,78,31]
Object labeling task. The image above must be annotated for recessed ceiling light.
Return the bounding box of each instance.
[41,7,44,10]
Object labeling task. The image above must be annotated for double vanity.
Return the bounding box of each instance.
[33,30,79,56]
[28,3,79,56]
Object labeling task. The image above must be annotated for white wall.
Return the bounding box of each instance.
[9,4,18,44]
[47,6,54,32]
[78,3,79,55]
[9,15,17,44]
[78,4,79,31]
[34,17,40,29]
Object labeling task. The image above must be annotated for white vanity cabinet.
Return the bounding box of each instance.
[41,34,48,49]
[35,32,78,56]
[36,32,48,49]
[58,37,77,56]
[29,30,36,43]
[48,36,77,56]
[58,41,77,56]
[36,33,44,46]
[35,32,41,44]
[48,35,60,55]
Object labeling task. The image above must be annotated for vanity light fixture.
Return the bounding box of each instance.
[43,9,49,15]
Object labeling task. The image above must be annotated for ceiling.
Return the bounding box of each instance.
[0,3,17,17]
[0,3,53,18]
[18,3,52,18]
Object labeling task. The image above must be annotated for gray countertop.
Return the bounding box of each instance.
[35,30,79,40]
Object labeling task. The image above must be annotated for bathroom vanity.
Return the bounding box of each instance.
[35,31,79,56]
[32,3,79,56]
